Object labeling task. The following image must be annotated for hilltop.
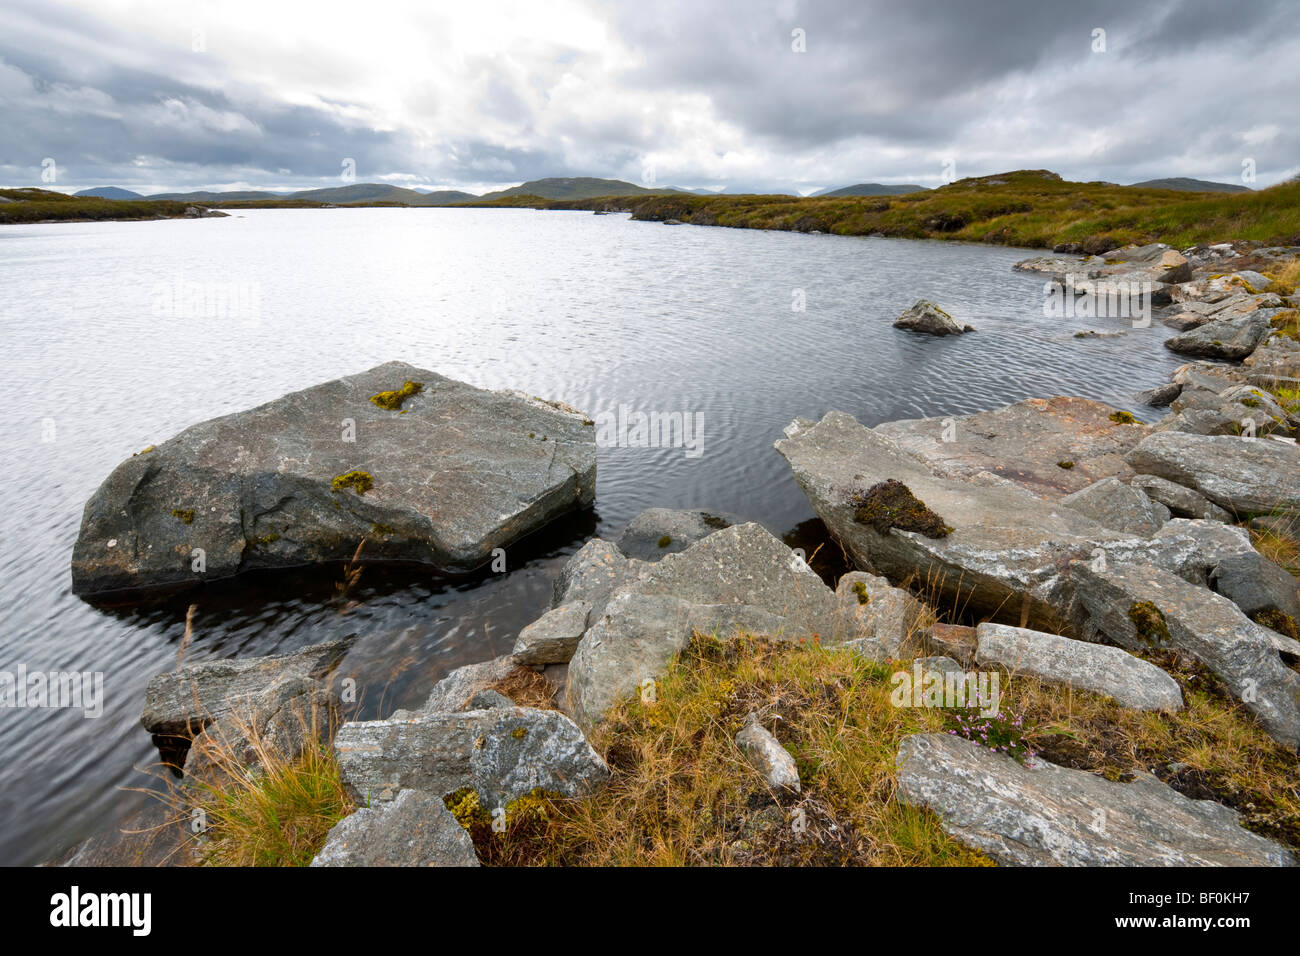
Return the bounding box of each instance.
[1128,177,1251,194]
[813,182,928,197]
[477,177,680,201]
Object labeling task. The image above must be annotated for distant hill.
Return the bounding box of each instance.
[74,186,143,199]
[813,183,927,197]
[477,177,679,201]
[147,183,476,205]
[149,189,285,202]
[1127,177,1250,193]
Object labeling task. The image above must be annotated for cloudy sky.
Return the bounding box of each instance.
[2,0,1296,196]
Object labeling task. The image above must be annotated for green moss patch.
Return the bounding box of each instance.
[171,508,195,524]
[331,470,373,495]
[1129,601,1171,645]
[849,479,952,538]
[1109,410,1140,425]
[369,380,424,411]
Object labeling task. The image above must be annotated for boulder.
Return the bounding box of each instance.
[140,637,352,740]
[896,734,1294,865]
[1067,559,1300,748]
[422,656,519,713]
[834,571,929,658]
[893,299,971,336]
[71,362,597,595]
[1131,474,1232,522]
[552,539,646,617]
[736,713,801,792]
[310,788,479,867]
[334,706,609,808]
[1164,313,1270,360]
[512,601,591,666]
[872,397,1149,500]
[614,508,735,561]
[1243,335,1300,385]
[1059,478,1169,536]
[566,523,863,731]
[1126,432,1300,516]
[1134,382,1181,407]
[924,623,978,665]
[974,622,1182,711]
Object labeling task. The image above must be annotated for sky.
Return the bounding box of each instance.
[1,0,1296,196]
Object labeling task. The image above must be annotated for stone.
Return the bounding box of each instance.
[896,733,1294,866]
[553,538,646,617]
[72,362,597,595]
[893,299,971,336]
[423,656,518,713]
[1067,559,1300,748]
[924,623,978,665]
[140,637,352,739]
[1131,474,1233,522]
[834,571,929,657]
[310,789,479,867]
[1059,478,1170,536]
[735,713,801,792]
[512,601,591,666]
[566,523,863,731]
[614,508,735,561]
[974,622,1182,711]
[1135,382,1182,407]
[334,706,609,808]
[1126,432,1300,516]
[872,397,1149,500]
[464,690,515,710]
[1164,313,1270,360]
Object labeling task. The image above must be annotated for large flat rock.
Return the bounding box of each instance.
[1126,432,1300,516]
[896,733,1294,866]
[72,361,596,595]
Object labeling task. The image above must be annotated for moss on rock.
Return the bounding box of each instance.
[331,470,373,495]
[369,380,424,411]
[849,479,952,539]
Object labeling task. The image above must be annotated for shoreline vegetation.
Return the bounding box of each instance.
[6,170,1298,253]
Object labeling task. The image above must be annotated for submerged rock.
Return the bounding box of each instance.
[614,508,735,561]
[896,733,1294,866]
[71,361,596,596]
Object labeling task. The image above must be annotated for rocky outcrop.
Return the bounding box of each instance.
[974,622,1182,711]
[1126,432,1300,516]
[1059,478,1169,536]
[1131,475,1232,523]
[893,299,972,336]
[1067,559,1300,748]
[896,733,1294,865]
[310,788,479,867]
[1164,313,1271,360]
[72,362,597,595]
[334,705,609,809]
[552,538,647,617]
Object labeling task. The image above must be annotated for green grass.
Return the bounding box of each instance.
[0,188,203,223]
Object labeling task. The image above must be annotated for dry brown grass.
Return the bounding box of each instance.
[487,665,559,710]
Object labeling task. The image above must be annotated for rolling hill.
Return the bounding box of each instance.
[73,186,144,199]
[1126,177,1251,193]
[476,177,680,201]
[813,183,928,197]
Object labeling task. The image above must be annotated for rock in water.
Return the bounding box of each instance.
[71,362,596,595]
[893,299,971,336]
[896,733,1294,866]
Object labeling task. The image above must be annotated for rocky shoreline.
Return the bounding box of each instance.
[57,239,1300,867]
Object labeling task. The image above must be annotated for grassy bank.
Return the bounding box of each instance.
[515,170,1300,252]
[0,188,210,224]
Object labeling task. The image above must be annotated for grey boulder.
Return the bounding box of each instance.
[893,299,971,336]
[614,508,735,561]
[736,713,801,792]
[1059,478,1169,536]
[1164,313,1270,360]
[512,601,591,666]
[1126,432,1300,516]
[310,788,479,867]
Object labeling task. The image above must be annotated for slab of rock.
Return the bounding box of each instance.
[1164,313,1270,360]
[1131,474,1233,522]
[736,713,801,792]
[893,299,971,336]
[1126,432,1300,516]
[1067,559,1300,748]
[615,508,735,561]
[925,623,977,665]
[310,788,479,867]
[141,637,352,739]
[872,397,1149,500]
[974,622,1182,711]
[566,523,862,731]
[1244,335,1300,385]
[512,601,591,666]
[896,733,1294,865]
[72,362,597,595]
[334,706,609,808]
[1060,478,1169,536]
[776,410,1139,629]
[834,571,928,658]
[422,656,519,713]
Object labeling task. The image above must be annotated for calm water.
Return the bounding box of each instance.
[0,208,1182,864]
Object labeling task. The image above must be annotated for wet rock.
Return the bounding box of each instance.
[512,601,591,666]
[893,299,971,336]
[896,733,1294,865]
[974,622,1182,711]
[615,508,735,561]
[1126,432,1300,516]
[140,637,352,740]
[334,706,609,808]
[310,788,479,867]
[72,362,597,595]
[736,713,801,792]
[1067,559,1300,748]
[1059,478,1170,536]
